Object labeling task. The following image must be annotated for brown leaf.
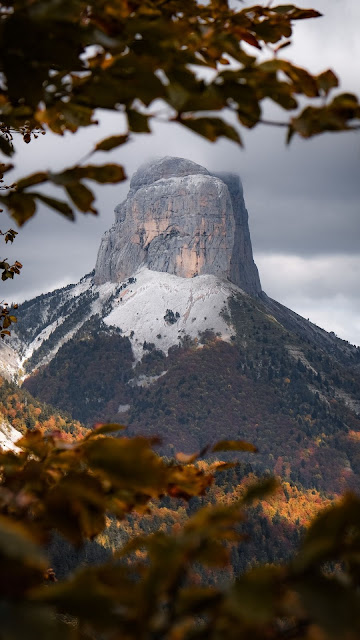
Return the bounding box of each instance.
[65,182,96,213]
[180,117,242,144]
[16,172,48,191]
[95,134,129,152]
[212,439,257,453]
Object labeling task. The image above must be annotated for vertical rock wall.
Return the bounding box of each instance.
[94,157,261,296]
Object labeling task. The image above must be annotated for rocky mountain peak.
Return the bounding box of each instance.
[128,156,209,193]
[94,157,261,296]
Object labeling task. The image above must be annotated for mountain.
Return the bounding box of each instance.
[94,156,261,296]
[4,156,360,497]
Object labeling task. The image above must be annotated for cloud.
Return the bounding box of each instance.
[256,253,360,345]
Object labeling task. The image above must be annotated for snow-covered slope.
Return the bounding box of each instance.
[0,342,21,381]
[103,267,238,361]
[12,267,239,373]
[0,418,21,452]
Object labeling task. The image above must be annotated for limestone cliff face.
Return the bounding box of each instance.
[94,157,261,296]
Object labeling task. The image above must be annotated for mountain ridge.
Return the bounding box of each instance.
[1,156,359,498]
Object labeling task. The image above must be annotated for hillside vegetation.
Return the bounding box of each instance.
[23,292,360,497]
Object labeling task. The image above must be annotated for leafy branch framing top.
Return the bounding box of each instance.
[0,0,359,226]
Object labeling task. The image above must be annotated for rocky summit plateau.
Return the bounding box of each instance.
[94,156,261,296]
[2,156,360,495]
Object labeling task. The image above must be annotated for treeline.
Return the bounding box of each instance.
[0,375,86,438]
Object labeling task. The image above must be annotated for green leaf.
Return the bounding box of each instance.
[94,134,129,152]
[65,182,96,213]
[285,63,319,98]
[180,117,242,144]
[212,439,257,453]
[169,84,225,113]
[127,109,151,133]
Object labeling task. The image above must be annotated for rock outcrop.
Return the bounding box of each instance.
[94,157,261,296]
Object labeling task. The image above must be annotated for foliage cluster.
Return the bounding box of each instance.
[93,466,326,581]
[2,427,360,639]
[0,226,21,337]
[0,1,359,225]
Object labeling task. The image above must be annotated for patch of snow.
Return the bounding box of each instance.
[307,384,330,408]
[287,347,318,375]
[0,343,21,381]
[334,389,360,416]
[68,275,93,299]
[118,404,131,413]
[0,419,21,452]
[25,314,93,373]
[138,173,224,198]
[104,267,240,361]
[21,316,66,365]
[19,279,118,376]
[91,282,118,316]
[128,371,168,388]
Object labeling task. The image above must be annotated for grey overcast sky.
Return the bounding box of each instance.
[2,0,360,345]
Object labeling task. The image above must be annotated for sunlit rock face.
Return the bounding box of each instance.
[94,156,261,296]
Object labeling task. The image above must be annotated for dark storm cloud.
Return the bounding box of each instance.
[238,127,360,256]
